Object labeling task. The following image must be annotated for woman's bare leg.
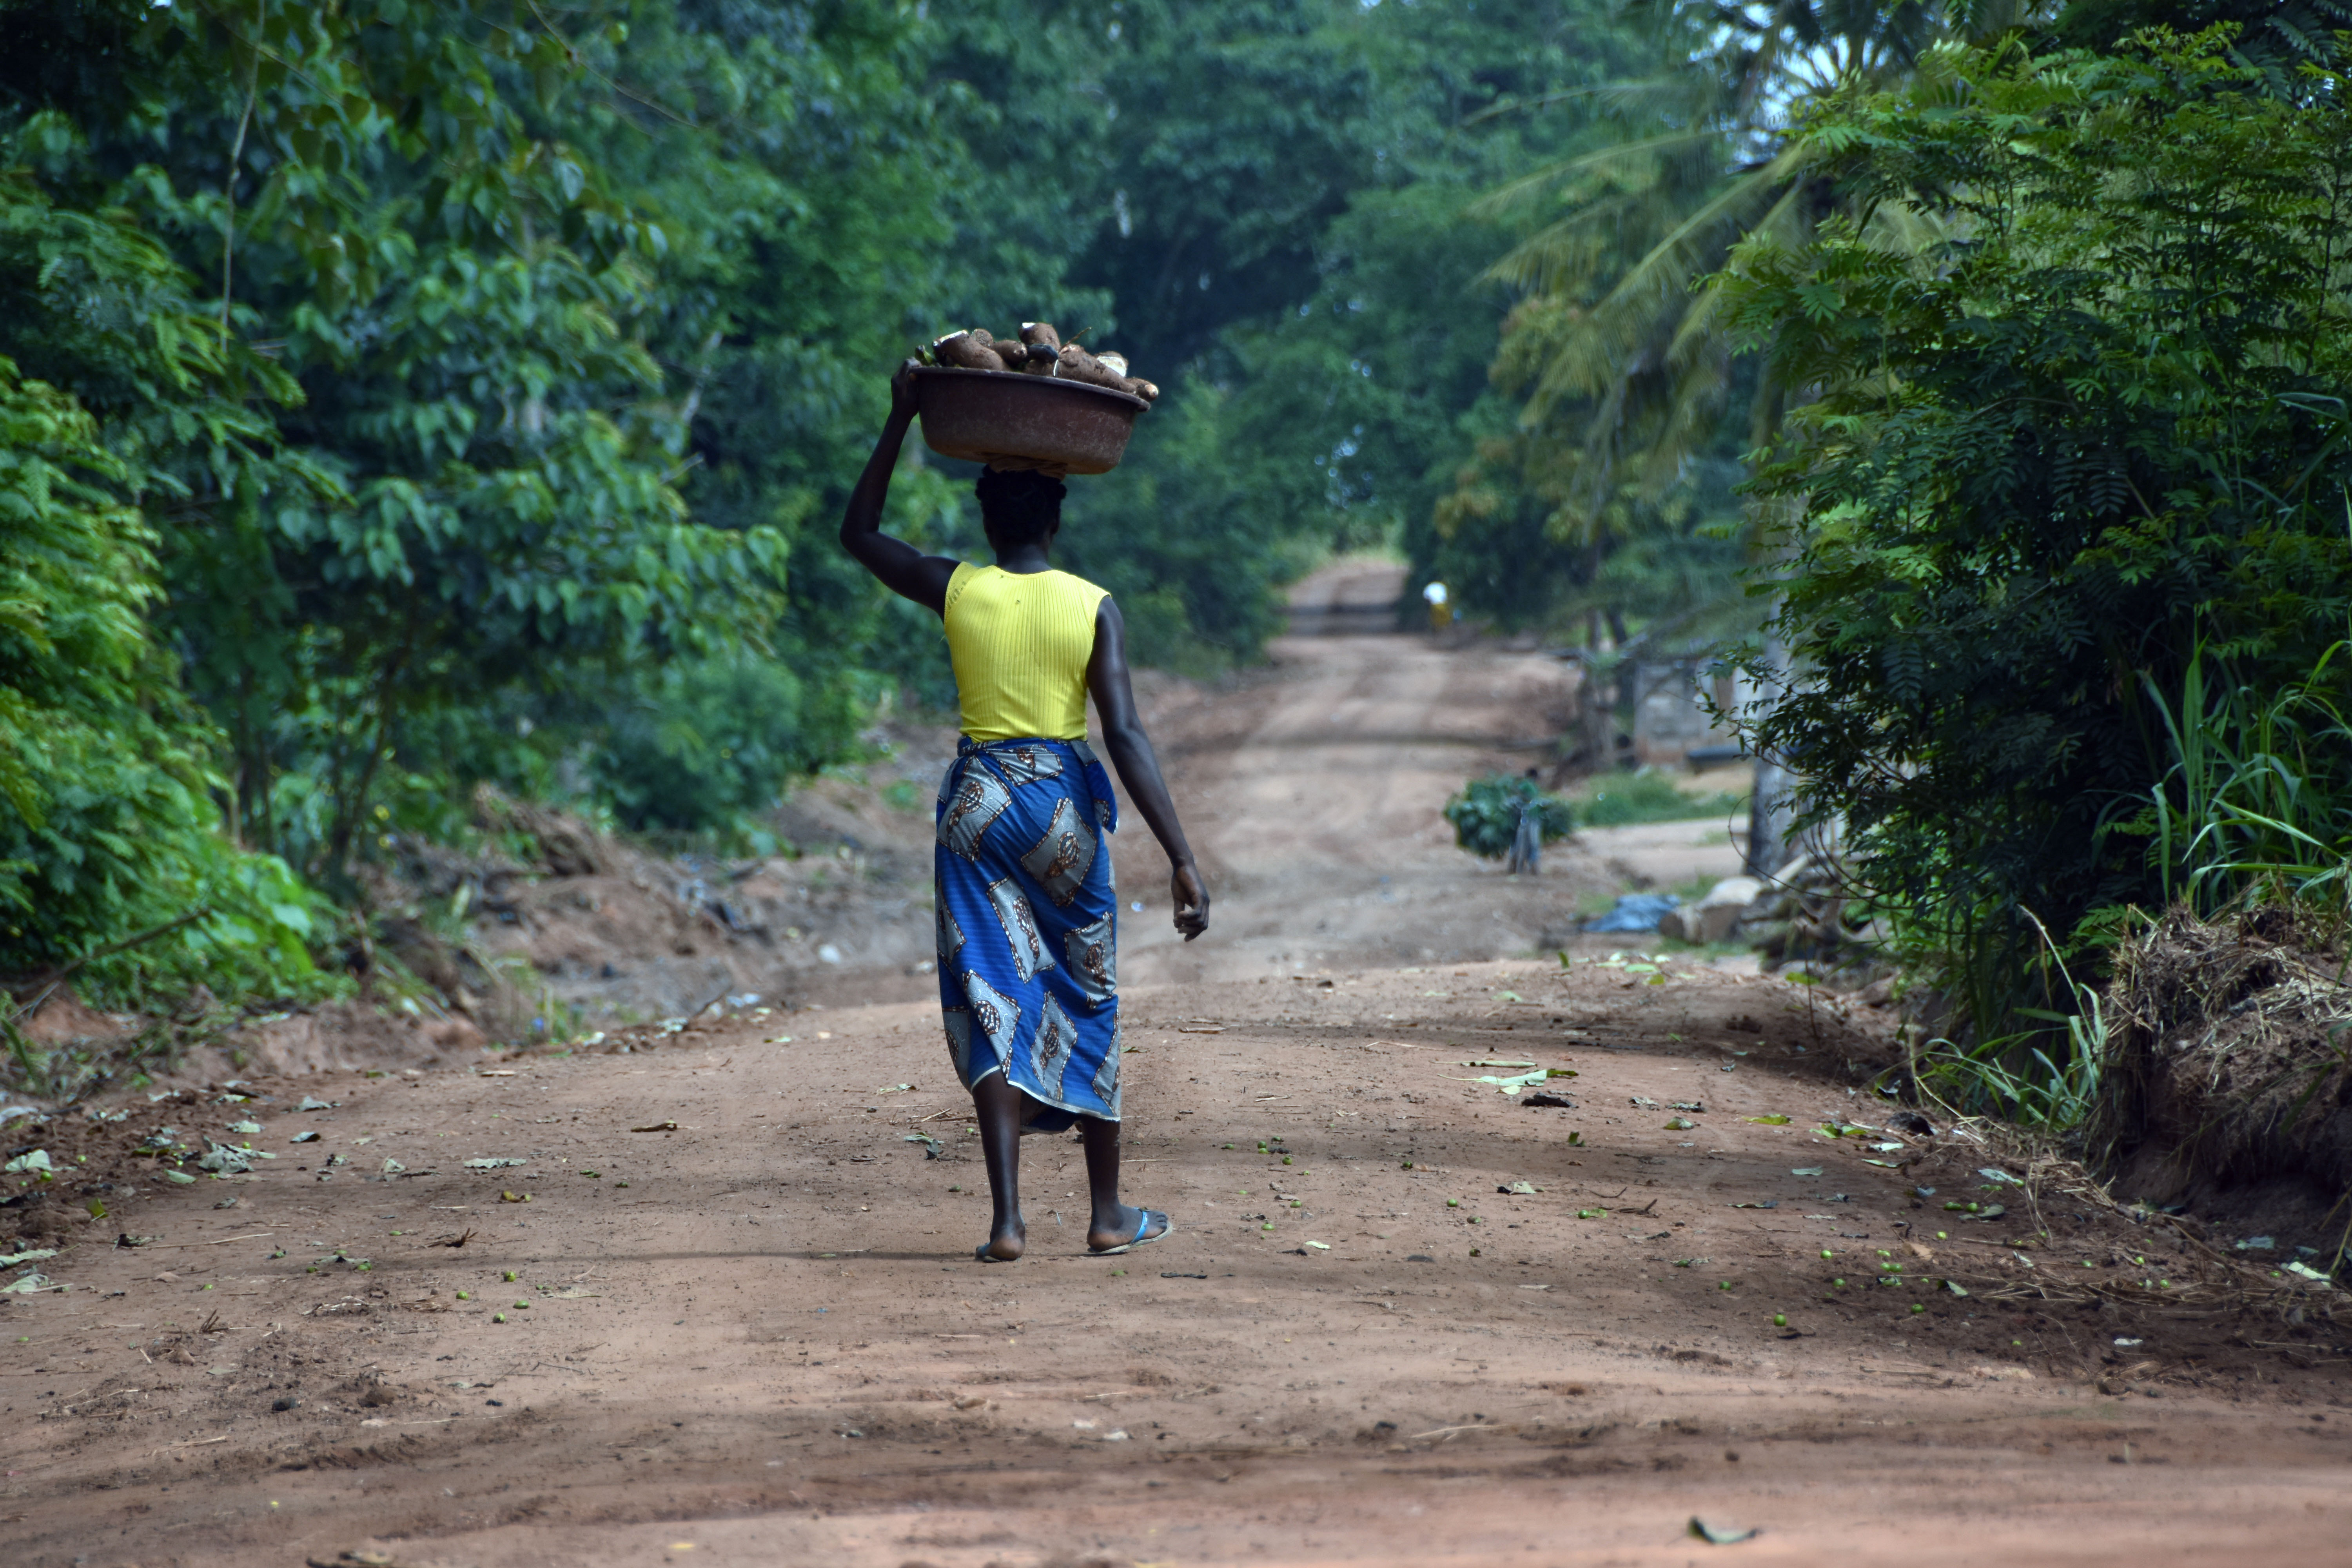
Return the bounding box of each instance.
[1080,1114,1166,1251]
[970,1072,1026,1260]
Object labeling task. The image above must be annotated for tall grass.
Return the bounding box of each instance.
[1918,642,2352,1130]
[1574,768,1749,828]
[1918,912,2109,1129]
[2145,642,2352,915]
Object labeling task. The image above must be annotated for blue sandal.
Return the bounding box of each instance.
[1090,1209,1172,1256]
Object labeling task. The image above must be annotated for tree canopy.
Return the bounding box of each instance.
[0,0,1640,999]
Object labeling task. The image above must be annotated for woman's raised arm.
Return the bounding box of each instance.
[839,359,959,615]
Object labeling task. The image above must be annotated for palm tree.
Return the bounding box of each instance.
[1438,1,2038,870]
[1447,2,2036,626]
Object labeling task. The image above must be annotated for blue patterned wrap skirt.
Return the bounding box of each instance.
[935,737,1121,1131]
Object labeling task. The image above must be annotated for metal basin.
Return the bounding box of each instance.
[913,367,1149,474]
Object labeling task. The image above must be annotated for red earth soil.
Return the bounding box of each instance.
[5,564,2346,1566]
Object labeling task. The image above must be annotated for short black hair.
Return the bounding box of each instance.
[975,468,1066,547]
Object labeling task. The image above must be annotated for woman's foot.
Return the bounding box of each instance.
[976,1217,1026,1261]
[1087,1205,1169,1254]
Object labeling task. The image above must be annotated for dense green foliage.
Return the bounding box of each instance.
[1422,0,2002,645]
[1445,774,1575,860]
[0,352,324,1000]
[1719,31,2352,1033]
[0,0,1649,1001]
[1044,0,1646,664]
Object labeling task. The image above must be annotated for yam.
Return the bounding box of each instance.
[1055,342,1123,389]
[931,330,1003,372]
[1058,343,1155,401]
[931,320,1153,398]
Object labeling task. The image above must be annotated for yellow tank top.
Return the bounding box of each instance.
[942,563,1108,742]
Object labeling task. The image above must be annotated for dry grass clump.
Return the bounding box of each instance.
[2091,904,2352,1212]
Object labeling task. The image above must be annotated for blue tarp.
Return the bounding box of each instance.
[1583,893,1682,933]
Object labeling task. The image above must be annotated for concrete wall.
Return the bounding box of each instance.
[1629,659,1742,767]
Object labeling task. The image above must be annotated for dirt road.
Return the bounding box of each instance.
[1112,560,1607,989]
[7,566,2347,1567]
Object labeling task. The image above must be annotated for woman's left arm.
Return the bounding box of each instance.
[1086,597,1209,940]
[840,359,959,615]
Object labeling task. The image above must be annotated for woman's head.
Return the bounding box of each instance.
[975,467,1066,551]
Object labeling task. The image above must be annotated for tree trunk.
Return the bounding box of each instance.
[1744,631,1798,876]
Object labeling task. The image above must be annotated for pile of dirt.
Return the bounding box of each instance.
[3,737,965,1114]
[363,744,963,1038]
[2094,904,2352,1256]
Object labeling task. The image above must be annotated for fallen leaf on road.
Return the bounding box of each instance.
[464,1158,526,1169]
[1664,1117,1698,1130]
[1522,1092,1576,1109]
[1791,1167,1823,1177]
[1730,1200,1779,1210]
[1689,1518,1759,1545]
[1498,1181,1542,1195]
[498,1191,530,1203]
[1745,1114,1790,1125]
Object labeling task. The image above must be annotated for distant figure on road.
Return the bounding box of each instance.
[838,360,1209,1264]
[1423,579,1452,633]
[1507,766,1543,876]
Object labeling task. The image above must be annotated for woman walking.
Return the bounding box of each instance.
[839,362,1209,1262]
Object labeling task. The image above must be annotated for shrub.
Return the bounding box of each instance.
[1445,774,1575,860]
[1720,33,2352,1037]
[0,358,326,1006]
